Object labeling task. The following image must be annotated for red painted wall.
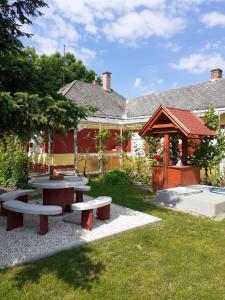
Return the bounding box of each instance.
[46,128,132,154]
[105,129,120,151]
[51,130,74,154]
[78,128,99,153]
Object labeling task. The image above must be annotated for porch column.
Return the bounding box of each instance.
[73,127,78,175]
[99,123,102,173]
[163,133,170,189]
[181,135,188,165]
[120,126,123,168]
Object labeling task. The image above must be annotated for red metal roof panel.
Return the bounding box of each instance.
[165,106,215,136]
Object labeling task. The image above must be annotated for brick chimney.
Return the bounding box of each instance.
[102,72,111,91]
[211,68,223,79]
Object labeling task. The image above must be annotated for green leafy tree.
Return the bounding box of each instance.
[0,0,47,54]
[0,92,97,143]
[190,105,225,184]
[0,48,101,96]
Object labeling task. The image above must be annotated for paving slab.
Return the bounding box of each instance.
[155,185,225,218]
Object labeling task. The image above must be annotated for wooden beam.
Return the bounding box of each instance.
[149,129,180,135]
[181,135,188,165]
[152,123,175,129]
[163,133,170,189]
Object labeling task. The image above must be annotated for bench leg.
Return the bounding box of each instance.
[40,215,48,235]
[81,209,93,230]
[1,202,7,216]
[96,205,110,220]
[6,211,23,231]
[76,191,83,203]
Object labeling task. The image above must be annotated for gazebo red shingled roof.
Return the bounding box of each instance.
[139,105,216,191]
[139,105,215,138]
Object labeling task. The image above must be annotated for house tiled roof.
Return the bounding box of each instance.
[59,80,126,118]
[127,78,225,118]
[60,77,225,120]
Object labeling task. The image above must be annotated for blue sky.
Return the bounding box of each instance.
[23,0,225,98]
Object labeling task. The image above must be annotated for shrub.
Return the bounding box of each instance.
[104,170,131,185]
[0,135,29,188]
[210,167,225,187]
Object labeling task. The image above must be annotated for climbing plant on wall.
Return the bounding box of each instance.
[190,105,225,184]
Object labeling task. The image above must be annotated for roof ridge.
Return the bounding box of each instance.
[166,106,191,112]
[59,80,77,96]
[127,77,225,102]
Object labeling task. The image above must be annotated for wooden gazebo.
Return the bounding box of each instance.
[139,105,215,191]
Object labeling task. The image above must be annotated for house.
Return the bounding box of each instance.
[29,69,225,174]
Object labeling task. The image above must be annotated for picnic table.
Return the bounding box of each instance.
[29,176,89,214]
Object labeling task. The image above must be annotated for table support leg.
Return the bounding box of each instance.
[65,204,73,213]
[81,209,93,230]
[76,191,83,202]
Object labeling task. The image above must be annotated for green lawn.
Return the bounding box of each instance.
[1,182,225,299]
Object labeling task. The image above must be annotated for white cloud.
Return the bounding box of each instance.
[170,0,222,14]
[201,40,222,51]
[25,0,224,65]
[103,10,184,43]
[85,24,98,34]
[76,48,96,63]
[134,78,141,88]
[201,11,225,28]
[33,35,60,55]
[171,53,225,73]
[133,76,163,94]
[47,0,185,45]
[164,42,181,52]
[156,79,164,85]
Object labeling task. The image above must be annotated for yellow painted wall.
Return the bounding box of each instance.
[30,152,125,173]
[52,154,74,165]
[220,113,225,125]
[29,152,50,164]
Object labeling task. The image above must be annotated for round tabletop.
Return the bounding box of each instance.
[29,176,88,190]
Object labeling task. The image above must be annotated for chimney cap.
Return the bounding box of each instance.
[211,68,223,73]
[103,71,112,75]
[211,68,223,79]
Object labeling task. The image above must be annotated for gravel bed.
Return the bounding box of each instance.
[0,196,160,269]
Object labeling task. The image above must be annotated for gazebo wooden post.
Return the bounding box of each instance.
[181,135,188,165]
[163,133,170,189]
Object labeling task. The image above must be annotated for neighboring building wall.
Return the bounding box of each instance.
[29,127,132,173]
[29,109,225,174]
